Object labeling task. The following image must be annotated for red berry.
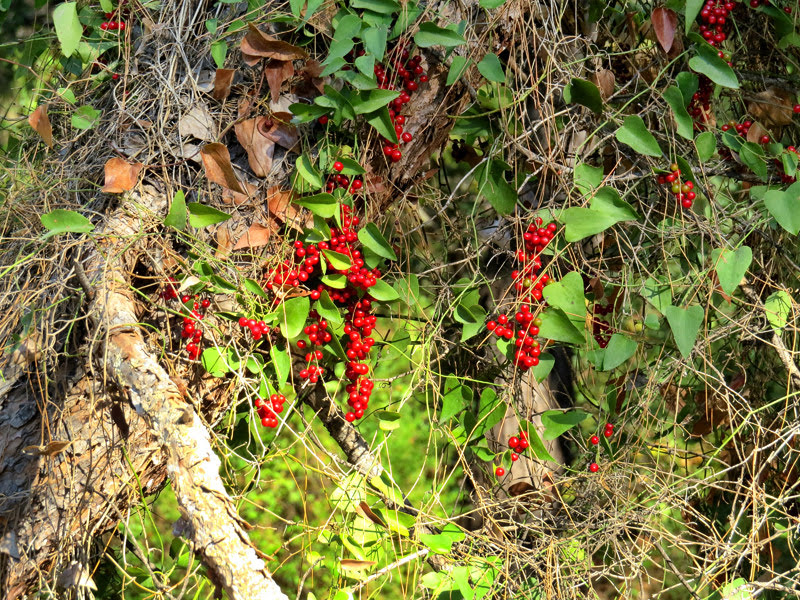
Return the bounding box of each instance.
[511,453,519,462]
[590,435,600,445]
[390,149,402,162]
[509,436,520,449]
[333,161,344,172]
[345,412,356,422]
[760,134,770,144]
[119,22,126,31]
[108,21,118,30]
[100,22,109,30]
[794,104,800,114]
[419,75,428,83]
[351,179,363,190]
[201,298,211,309]
[318,115,329,125]
[588,463,599,473]
[495,466,506,477]
[486,321,497,331]
[401,131,413,143]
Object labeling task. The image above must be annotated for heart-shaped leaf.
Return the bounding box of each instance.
[652,7,677,52]
[601,333,638,371]
[664,304,704,359]
[542,272,586,323]
[711,246,752,295]
[763,182,800,235]
[615,115,662,157]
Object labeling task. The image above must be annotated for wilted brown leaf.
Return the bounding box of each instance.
[101,158,144,193]
[212,68,235,102]
[23,441,71,457]
[200,143,245,193]
[652,7,677,53]
[232,221,278,250]
[590,69,615,100]
[357,501,387,527]
[266,186,297,220]
[339,559,376,571]
[241,24,307,65]
[28,104,53,148]
[265,59,295,102]
[746,121,769,145]
[178,103,215,141]
[748,88,794,127]
[215,225,233,259]
[235,117,276,177]
[262,112,299,151]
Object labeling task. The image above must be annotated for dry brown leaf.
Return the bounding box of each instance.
[339,559,376,571]
[357,501,387,527]
[215,225,233,259]
[590,69,615,100]
[748,88,794,127]
[746,121,769,145]
[23,441,71,457]
[178,104,216,141]
[265,59,295,103]
[262,112,299,150]
[241,24,307,65]
[212,68,235,102]
[102,158,144,193]
[221,181,257,206]
[28,104,53,148]
[265,186,297,220]
[301,59,324,78]
[200,143,245,193]
[232,221,277,250]
[651,7,677,53]
[235,117,276,177]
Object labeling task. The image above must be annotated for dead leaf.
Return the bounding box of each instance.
[102,158,144,193]
[178,103,216,141]
[301,59,324,78]
[340,559,376,571]
[235,117,276,177]
[263,112,299,150]
[200,143,245,193]
[590,69,615,100]
[746,121,769,145]
[212,68,235,102]
[651,7,677,53]
[357,501,387,527]
[233,221,277,250]
[215,225,233,259]
[265,59,295,103]
[507,481,536,497]
[748,88,794,127]
[28,104,53,148]
[57,562,97,591]
[22,441,71,457]
[266,186,298,220]
[241,24,307,65]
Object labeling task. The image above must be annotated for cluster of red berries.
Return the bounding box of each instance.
[486,219,559,372]
[720,119,771,144]
[161,279,211,361]
[656,163,696,209]
[508,431,530,463]
[266,201,385,422]
[254,394,287,428]
[98,0,131,32]
[587,423,614,473]
[591,302,614,348]
[698,1,735,48]
[238,317,271,341]
[688,77,714,130]
[748,0,792,12]
[325,161,364,194]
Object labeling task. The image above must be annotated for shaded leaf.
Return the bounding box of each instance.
[601,333,637,370]
[564,78,603,114]
[477,53,505,83]
[711,246,752,295]
[688,41,739,89]
[414,22,466,48]
[664,304,704,359]
[212,68,235,102]
[235,117,275,177]
[652,7,677,52]
[541,410,589,440]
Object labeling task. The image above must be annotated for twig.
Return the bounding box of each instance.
[70,256,95,300]
[349,547,431,593]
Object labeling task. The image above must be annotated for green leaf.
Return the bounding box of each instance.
[353,89,400,114]
[71,105,101,130]
[322,249,352,270]
[201,347,239,377]
[278,296,310,339]
[454,302,487,342]
[164,190,187,230]
[40,209,94,238]
[414,22,466,48]
[289,102,330,123]
[321,273,347,288]
[738,142,767,179]
[187,203,231,228]
[100,0,113,11]
[465,388,505,440]
[561,187,637,242]
[574,163,604,196]
[53,2,82,57]
[642,277,672,312]
[601,333,637,371]
[420,524,466,554]
[763,182,800,235]
[362,25,388,60]
[314,291,343,324]
[532,352,554,382]
[358,223,397,260]
[271,346,291,387]
[782,149,799,178]
[664,304,704,359]
[563,78,603,114]
[479,0,506,7]
[695,131,716,162]
[351,0,400,13]
[764,290,793,333]
[590,186,638,221]
[295,154,324,190]
[368,278,399,301]
[541,410,589,441]
[354,54,375,76]
[711,246,752,295]
[211,40,227,69]
[676,71,699,105]
[441,378,472,421]
[526,427,556,462]
[542,271,585,323]
[244,278,269,298]
[538,308,584,345]
[685,0,704,33]
[446,55,470,86]
[293,192,337,218]
[688,42,739,89]
[475,159,517,215]
[477,53,505,83]
[333,14,363,41]
[365,106,398,143]
[615,115,662,157]
[376,410,401,431]
[663,86,694,140]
